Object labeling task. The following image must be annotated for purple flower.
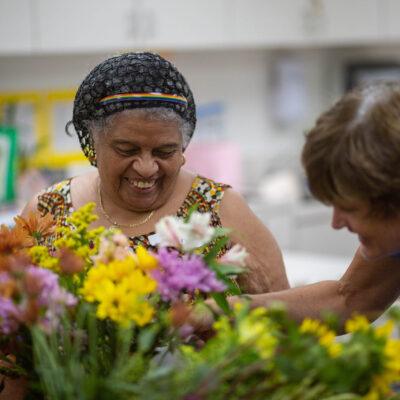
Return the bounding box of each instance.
[25,266,77,309]
[0,266,77,335]
[25,266,77,329]
[0,297,20,334]
[152,248,226,303]
[179,324,194,339]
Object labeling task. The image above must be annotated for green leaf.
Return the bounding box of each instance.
[203,236,230,264]
[138,325,161,353]
[223,280,242,296]
[209,262,244,277]
[184,204,199,222]
[210,292,232,316]
[213,227,231,238]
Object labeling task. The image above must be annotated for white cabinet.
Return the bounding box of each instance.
[145,0,228,49]
[35,0,228,53]
[229,0,382,47]
[1,0,399,55]
[0,0,33,54]
[35,0,135,52]
[229,0,307,46]
[381,0,400,41]
[314,0,381,44]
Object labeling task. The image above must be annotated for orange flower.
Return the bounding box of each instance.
[55,247,85,275]
[170,301,192,328]
[14,212,57,242]
[0,224,33,254]
[0,275,18,298]
[20,299,40,326]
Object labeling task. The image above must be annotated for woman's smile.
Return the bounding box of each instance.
[125,177,157,194]
[125,178,156,190]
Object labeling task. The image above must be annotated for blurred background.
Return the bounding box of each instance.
[2,0,399,286]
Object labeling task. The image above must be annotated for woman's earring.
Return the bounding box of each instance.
[88,149,97,164]
[182,154,186,166]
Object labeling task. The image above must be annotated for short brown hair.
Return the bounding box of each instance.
[302,80,400,217]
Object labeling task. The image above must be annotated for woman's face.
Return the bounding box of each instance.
[331,198,400,260]
[94,112,184,213]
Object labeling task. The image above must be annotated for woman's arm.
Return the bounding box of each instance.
[219,189,290,293]
[192,248,400,333]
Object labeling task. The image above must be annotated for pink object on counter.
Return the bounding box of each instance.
[183,142,243,192]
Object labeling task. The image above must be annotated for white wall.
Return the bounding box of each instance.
[1,44,400,258]
[0,47,335,186]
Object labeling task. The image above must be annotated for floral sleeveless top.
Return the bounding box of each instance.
[37,176,231,255]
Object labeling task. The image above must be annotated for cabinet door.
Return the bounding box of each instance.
[315,0,381,44]
[36,0,135,52]
[0,0,32,54]
[35,0,228,52]
[381,0,400,41]
[230,0,308,46]
[146,0,228,49]
[230,0,381,47]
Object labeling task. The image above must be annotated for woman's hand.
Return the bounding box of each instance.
[187,301,218,334]
[0,376,27,400]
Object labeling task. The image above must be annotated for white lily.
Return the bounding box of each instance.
[155,215,186,250]
[155,212,216,252]
[181,212,215,252]
[218,244,248,267]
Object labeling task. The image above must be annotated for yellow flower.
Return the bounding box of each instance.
[95,280,154,327]
[345,314,371,334]
[328,342,342,358]
[136,245,158,270]
[384,339,400,370]
[106,257,137,281]
[80,264,110,302]
[364,371,396,400]
[300,318,341,357]
[124,269,157,295]
[238,317,277,359]
[54,203,104,259]
[213,316,231,335]
[130,301,155,326]
[80,247,157,326]
[361,326,400,400]
[300,318,322,334]
[29,245,60,272]
[318,330,335,347]
[375,320,394,339]
[363,389,380,400]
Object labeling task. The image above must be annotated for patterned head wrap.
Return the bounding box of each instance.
[71,52,196,166]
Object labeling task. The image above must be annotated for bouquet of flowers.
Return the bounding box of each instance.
[1,204,400,400]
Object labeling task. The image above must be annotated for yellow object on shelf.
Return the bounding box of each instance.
[0,89,87,169]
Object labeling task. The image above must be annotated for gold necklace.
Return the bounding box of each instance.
[97,179,155,228]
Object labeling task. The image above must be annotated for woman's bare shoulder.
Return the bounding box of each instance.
[70,171,98,208]
[219,188,251,219]
[20,193,41,218]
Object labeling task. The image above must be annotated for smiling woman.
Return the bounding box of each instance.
[20,51,290,295]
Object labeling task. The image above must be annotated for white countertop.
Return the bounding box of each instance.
[283,249,352,287]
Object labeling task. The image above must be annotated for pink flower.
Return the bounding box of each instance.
[218,244,248,267]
